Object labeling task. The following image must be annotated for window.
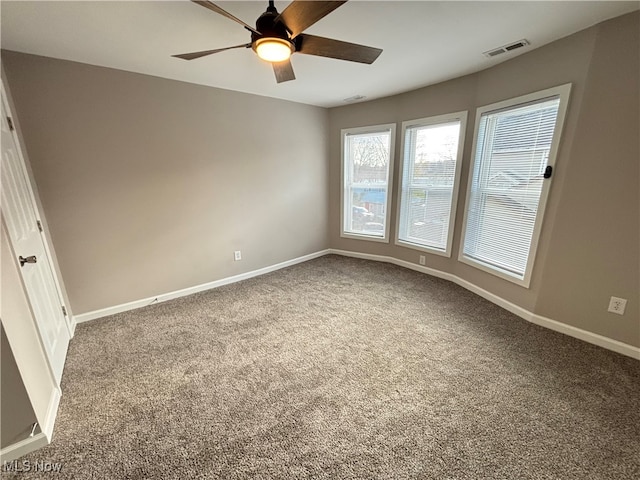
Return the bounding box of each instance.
[460,84,571,286]
[396,112,467,256]
[341,124,395,242]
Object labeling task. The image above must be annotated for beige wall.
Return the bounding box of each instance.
[534,12,640,341]
[328,12,639,347]
[2,52,329,314]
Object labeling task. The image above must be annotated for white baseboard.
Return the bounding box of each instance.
[72,247,639,360]
[0,433,49,463]
[74,250,331,324]
[526,314,640,359]
[328,249,640,360]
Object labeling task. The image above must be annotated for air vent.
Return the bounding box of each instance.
[483,39,530,58]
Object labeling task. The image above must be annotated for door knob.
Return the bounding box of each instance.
[19,255,37,267]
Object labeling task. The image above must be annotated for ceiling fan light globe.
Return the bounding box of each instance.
[255,38,293,62]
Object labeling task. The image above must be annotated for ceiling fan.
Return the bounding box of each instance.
[173,0,383,83]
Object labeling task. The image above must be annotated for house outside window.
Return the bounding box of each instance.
[341,124,395,242]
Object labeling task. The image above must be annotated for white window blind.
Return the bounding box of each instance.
[397,113,466,255]
[461,85,570,285]
[341,125,395,241]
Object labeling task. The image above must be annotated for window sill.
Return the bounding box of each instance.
[340,232,390,244]
[395,239,451,258]
[458,254,531,288]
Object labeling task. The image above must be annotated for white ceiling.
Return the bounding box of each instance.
[2,1,638,108]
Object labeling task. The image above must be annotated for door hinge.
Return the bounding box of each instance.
[61,306,68,316]
[37,220,43,232]
[7,116,14,131]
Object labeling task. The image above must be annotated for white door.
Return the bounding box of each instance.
[1,91,70,385]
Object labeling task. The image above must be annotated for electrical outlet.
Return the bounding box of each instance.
[234,250,242,261]
[608,296,627,315]
[419,255,426,266]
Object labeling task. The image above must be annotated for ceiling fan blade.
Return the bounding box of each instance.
[276,1,347,38]
[272,59,296,83]
[191,0,260,35]
[173,43,251,60]
[296,34,382,64]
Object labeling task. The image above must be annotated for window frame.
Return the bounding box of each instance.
[458,84,572,287]
[395,111,468,257]
[340,123,396,243]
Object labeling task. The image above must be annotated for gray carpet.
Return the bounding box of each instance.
[6,255,640,479]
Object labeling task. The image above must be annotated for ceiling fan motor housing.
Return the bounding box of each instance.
[251,6,294,54]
